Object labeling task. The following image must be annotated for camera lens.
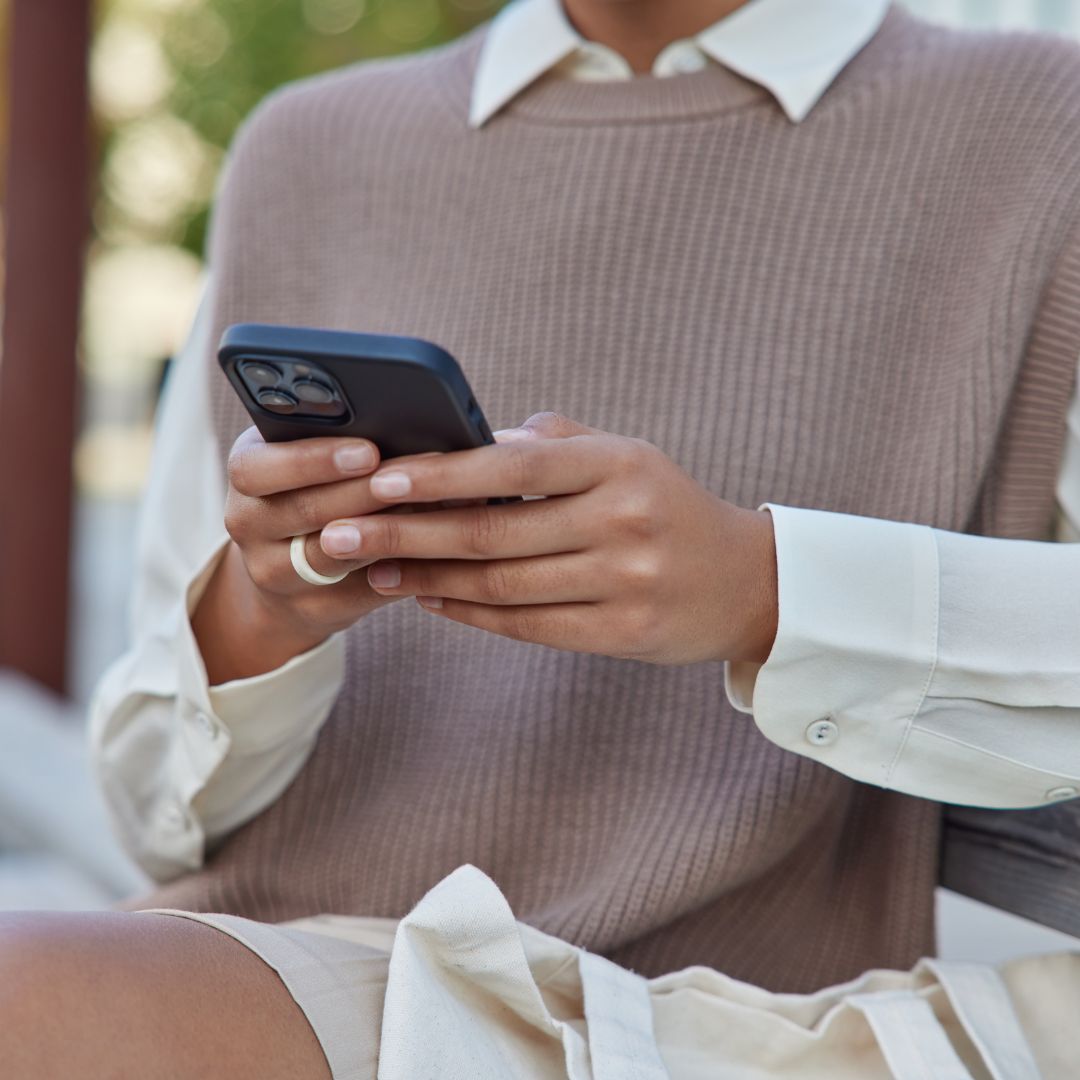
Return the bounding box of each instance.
[242,361,281,387]
[293,379,336,405]
[257,387,298,413]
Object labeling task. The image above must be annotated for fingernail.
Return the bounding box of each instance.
[367,561,401,589]
[321,523,361,555]
[334,444,375,473]
[493,427,533,442]
[417,595,443,609]
[371,471,411,498]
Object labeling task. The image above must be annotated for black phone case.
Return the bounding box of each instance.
[218,323,496,459]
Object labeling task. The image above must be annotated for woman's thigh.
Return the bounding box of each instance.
[0,909,332,1079]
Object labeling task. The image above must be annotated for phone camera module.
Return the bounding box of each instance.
[257,388,298,414]
[240,356,347,420]
[293,379,336,405]
[242,361,282,387]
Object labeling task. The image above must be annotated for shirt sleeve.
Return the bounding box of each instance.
[724,386,1080,810]
[88,285,346,882]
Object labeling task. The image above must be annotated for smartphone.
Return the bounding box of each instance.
[218,323,500,460]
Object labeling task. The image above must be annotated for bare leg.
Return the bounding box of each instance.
[0,910,333,1079]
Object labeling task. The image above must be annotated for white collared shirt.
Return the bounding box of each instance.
[470,0,890,126]
[90,0,1080,881]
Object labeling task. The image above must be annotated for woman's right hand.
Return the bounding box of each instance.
[191,426,395,684]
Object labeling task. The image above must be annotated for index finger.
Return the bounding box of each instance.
[368,436,613,504]
[228,426,381,498]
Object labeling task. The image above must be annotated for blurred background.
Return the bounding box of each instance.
[1,0,1079,960]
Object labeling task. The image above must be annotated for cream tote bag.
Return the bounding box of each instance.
[368,865,1078,1080]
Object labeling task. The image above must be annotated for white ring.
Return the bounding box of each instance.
[290,534,350,586]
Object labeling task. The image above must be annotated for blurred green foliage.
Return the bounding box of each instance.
[167,0,501,254]
[98,0,501,260]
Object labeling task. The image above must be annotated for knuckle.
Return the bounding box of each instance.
[615,491,659,539]
[374,515,403,557]
[530,410,565,433]
[463,508,507,556]
[244,552,279,593]
[503,608,541,643]
[504,444,534,495]
[478,562,514,603]
[618,553,663,592]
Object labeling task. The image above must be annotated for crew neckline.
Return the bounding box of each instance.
[505,62,771,125]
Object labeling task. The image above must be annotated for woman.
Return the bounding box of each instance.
[6,0,1080,1075]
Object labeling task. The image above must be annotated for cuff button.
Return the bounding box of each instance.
[806,718,839,747]
[1045,786,1078,802]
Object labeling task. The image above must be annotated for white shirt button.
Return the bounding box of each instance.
[195,710,219,739]
[656,41,709,77]
[567,42,632,81]
[806,718,839,747]
[1045,785,1078,802]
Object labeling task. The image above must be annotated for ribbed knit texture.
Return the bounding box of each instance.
[140,6,1080,992]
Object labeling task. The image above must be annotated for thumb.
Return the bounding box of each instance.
[493,411,598,443]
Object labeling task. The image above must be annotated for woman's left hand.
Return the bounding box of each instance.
[319,412,779,665]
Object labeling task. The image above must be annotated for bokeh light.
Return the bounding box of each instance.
[302,0,367,36]
[81,0,501,500]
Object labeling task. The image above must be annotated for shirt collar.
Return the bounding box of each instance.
[469,0,891,128]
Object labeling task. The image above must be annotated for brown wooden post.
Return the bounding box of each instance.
[0,0,91,694]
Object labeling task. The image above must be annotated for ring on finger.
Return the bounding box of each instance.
[290,534,351,586]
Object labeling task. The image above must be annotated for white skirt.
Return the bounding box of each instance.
[142,865,1080,1080]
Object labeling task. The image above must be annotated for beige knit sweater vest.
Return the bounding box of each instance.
[141,7,1080,991]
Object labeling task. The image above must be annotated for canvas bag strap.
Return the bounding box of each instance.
[574,954,665,1080]
[577,950,670,1080]
[922,960,1041,1080]
[849,990,975,1080]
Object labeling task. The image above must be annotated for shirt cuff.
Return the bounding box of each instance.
[174,538,346,765]
[724,503,939,791]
